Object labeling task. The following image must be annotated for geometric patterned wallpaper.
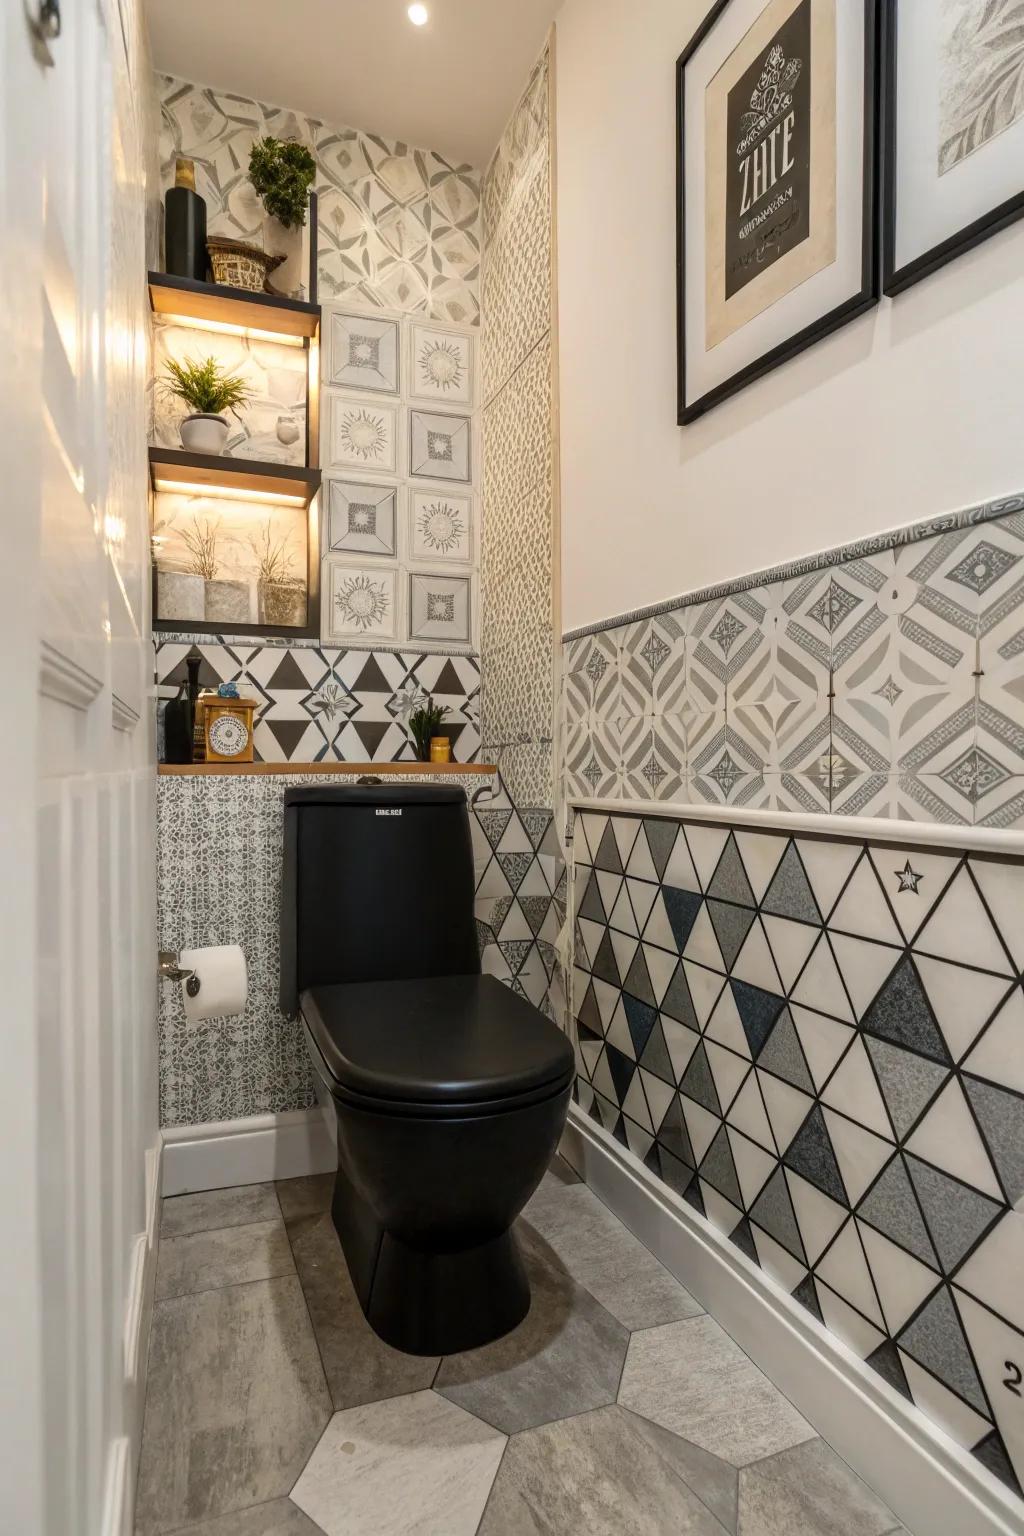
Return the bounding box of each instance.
[571,807,1024,1501]
[155,635,481,764]
[157,773,563,1127]
[564,501,1024,830]
[480,47,556,808]
[159,75,481,324]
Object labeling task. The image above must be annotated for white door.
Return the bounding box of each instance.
[0,2,158,1534]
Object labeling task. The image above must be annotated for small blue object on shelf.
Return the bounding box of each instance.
[217,681,240,699]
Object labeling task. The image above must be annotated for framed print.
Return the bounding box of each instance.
[324,559,400,644]
[883,1,1024,295]
[409,322,475,405]
[409,408,472,483]
[326,478,399,558]
[408,487,474,565]
[408,571,474,647]
[326,394,400,475]
[326,309,401,394]
[677,0,879,423]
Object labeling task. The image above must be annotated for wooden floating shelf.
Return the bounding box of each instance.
[158,762,498,777]
[148,272,320,340]
[149,447,321,508]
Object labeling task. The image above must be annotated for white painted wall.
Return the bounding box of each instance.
[554,0,1024,635]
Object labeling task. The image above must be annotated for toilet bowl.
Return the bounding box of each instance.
[280,785,574,1356]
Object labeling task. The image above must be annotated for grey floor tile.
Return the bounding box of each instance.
[523,1182,703,1330]
[287,1211,439,1410]
[477,1404,730,1535]
[622,1408,739,1533]
[275,1174,335,1223]
[161,1184,281,1239]
[617,1316,816,1468]
[291,1390,506,1536]
[435,1225,629,1434]
[156,1219,295,1301]
[165,1498,324,1534]
[135,1276,331,1534]
[737,1438,897,1535]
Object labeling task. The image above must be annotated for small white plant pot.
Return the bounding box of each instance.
[180,413,229,455]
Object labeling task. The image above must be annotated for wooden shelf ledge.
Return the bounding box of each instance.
[158,762,497,777]
[149,272,320,341]
[149,447,321,508]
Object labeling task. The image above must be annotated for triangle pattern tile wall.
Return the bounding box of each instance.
[571,810,1024,1502]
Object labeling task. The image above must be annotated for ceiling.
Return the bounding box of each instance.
[145,0,560,168]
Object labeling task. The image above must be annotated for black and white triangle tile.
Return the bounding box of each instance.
[571,808,1024,1498]
[155,636,481,763]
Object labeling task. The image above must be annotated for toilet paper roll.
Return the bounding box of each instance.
[179,944,248,1022]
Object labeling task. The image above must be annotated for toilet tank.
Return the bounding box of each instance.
[280,784,480,1016]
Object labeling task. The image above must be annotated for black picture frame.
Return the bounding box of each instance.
[676,0,881,425]
[881,0,1024,297]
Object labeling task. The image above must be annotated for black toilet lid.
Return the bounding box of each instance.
[300,974,575,1107]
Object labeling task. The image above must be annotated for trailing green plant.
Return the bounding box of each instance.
[248,136,316,229]
[408,696,449,761]
[161,356,253,419]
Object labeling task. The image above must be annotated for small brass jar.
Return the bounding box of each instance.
[429,736,452,764]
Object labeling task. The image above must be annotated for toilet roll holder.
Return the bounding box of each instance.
[158,949,201,998]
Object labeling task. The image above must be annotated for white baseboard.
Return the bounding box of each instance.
[563,1105,1024,1536]
[161,1107,337,1197]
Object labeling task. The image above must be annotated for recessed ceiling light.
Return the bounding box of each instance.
[408,4,428,24]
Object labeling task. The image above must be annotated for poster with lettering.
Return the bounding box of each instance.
[705,0,836,350]
[676,0,875,423]
[725,2,811,301]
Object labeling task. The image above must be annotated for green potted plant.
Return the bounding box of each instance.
[161,355,253,455]
[408,696,450,763]
[248,137,317,229]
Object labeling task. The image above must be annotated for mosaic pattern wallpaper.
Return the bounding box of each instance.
[564,505,1024,830]
[480,48,556,808]
[571,808,1024,1498]
[155,636,481,764]
[159,75,481,325]
[157,774,563,1127]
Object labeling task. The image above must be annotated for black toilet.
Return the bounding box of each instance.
[279,784,574,1356]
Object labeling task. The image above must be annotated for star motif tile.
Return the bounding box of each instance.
[894,860,924,895]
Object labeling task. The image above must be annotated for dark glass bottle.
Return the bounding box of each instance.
[165,158,207,282]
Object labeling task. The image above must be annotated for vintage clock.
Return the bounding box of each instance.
[197,694,257,763]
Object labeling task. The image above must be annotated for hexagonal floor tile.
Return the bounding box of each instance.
[477,1405,732,1535]
[737,1438,898,1535]
[617,1315,815,1468]
[434,1222,629,1434]
[290,1390,506,1536]
[135,1277,331,1534]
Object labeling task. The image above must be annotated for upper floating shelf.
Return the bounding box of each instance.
[148,272,321,341]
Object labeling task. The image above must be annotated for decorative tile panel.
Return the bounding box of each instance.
[155,636,481,764]
[572,810,1024,1498]
[477,44,555,814]
[562,502,1024,828]
[159,76,481,325]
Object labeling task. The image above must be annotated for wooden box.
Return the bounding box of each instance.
[197,695,257,763]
